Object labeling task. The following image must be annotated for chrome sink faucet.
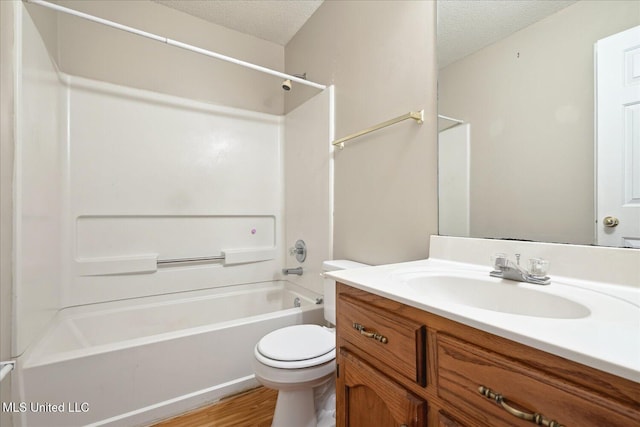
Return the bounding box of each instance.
[490,253,550,285]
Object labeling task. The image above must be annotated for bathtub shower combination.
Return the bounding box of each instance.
[19,282,324,426]
[12,2,333,427]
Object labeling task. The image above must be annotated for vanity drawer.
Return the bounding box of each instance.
[337,295,426,386]
[436,334,637,427]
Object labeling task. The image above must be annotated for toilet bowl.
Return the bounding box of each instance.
[252,260,368,427]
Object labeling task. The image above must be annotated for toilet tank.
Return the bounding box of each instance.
[322,260,369,324]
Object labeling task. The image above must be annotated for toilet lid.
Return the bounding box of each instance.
[257,325,335,362]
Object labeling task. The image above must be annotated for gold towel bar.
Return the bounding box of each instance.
[332,110,424,149]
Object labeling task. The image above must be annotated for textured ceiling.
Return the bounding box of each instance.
[153,0,324,46]
[153,0,578,63]
[437,0,578,68]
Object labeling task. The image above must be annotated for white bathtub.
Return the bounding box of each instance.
[16,281,325,427]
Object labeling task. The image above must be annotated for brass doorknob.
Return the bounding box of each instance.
[603,216,619,227]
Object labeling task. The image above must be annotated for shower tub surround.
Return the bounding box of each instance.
[13,5,334,427]
[16,282,324,427]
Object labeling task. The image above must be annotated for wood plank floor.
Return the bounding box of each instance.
[152,387,277,427]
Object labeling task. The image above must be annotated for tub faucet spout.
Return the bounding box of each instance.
[282,267,303,276]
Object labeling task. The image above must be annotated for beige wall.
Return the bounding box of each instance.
[439,0,640,245]
[50,0,286,115]
[286,1,438,265]
[0,2,15,426]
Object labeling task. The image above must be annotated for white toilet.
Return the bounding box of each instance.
[253,260,368,427]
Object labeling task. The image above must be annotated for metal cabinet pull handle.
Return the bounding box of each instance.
[352,322,388,343]
[478,386,564,427]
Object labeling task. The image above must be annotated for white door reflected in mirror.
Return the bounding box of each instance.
[596,25,640,248]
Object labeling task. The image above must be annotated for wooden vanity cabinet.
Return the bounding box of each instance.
[335,283,640,427]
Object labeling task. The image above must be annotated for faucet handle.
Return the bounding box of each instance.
[528,258,549,278]
[288,239,307,262]
[289,247,301,256]
[491,253,508,270]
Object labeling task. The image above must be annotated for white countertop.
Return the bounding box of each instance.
[327,258,640,383]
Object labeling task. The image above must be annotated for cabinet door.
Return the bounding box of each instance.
[437,411,465,427]
[337,349,427,427]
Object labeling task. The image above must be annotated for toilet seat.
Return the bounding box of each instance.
[255,325,336,369]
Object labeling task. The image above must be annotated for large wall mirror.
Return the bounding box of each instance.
[437,0,640,247]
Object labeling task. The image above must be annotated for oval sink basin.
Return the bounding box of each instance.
[398,273,591,319]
